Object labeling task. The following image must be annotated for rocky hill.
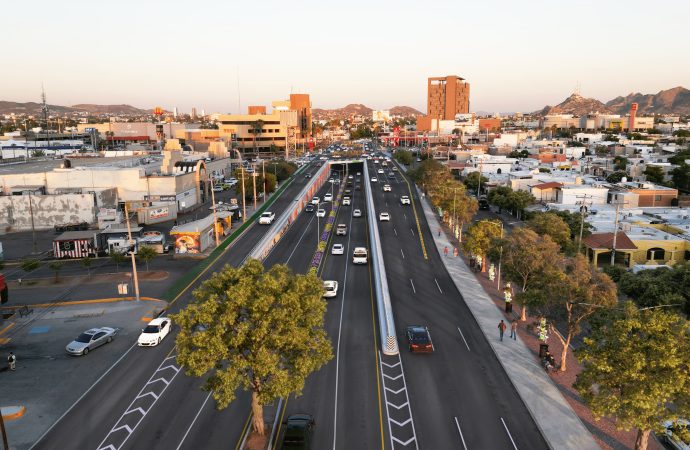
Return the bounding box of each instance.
[0,101,74,115]
[605,87,690,115]
[313,103,422,121]
[0,101,153,116]
[389,106,423,117]
[70,104,152,115]
[537,87,690,116]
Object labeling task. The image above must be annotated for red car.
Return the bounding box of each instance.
[406,326,434,353]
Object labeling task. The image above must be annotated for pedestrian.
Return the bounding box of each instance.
[510,320,518,340]
[498,320,507,341]
[438,229,441,237]
[17,278,22,286]
[453,247,458,258]
[444,246,449,257]
[7,352,16,371]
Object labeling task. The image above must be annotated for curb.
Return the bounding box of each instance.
[0,296,164,310]
[1,405,26,420]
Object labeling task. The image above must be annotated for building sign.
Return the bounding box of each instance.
[149,207,169,220]
[174,234,200,254]
[144,195,177,202]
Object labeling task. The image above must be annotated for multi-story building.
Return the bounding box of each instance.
[427,75,470,120]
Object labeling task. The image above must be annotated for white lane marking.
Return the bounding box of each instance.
[175,391,213,450]
[501,417,518,450]
[379,352,419,450]
[394,228,398,236]
[409,278,416,294]
[401,249,405,259]
[457,327,470,351]
[434,278,443,294]
[285,214,316,264]
[410,228,414,236]
[404,213,407,220]
[29,342,138,450]
[454,417,468,450]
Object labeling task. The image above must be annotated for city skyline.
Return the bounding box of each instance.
[2,0,689,114]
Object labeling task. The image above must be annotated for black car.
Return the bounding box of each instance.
[281,414,315,449]
[305,204,315,212]
[406,326,434,353]
[478,198,490,210]
[305,173,312,178]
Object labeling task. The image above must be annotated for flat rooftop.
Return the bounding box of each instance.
[0,156,160,175]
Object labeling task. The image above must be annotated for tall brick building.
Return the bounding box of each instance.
[427,75,470,120]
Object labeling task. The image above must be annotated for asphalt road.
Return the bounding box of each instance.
[30,161,325,450]
[369,157,548,450]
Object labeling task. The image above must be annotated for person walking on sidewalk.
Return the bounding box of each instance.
[444,246,449,257]
[510,320,518,340]
[7,352,16,371]
[498,320,507,341]
[453,247,458,257]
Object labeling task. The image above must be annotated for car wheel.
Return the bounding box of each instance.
[107,336,112,343]
[83,347,89,355]
[158,337,161,345]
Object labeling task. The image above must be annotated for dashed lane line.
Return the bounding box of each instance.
[454,417,469,450]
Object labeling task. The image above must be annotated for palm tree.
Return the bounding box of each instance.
[251,120,265,155]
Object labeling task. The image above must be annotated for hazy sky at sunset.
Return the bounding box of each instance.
[2,0,688,114]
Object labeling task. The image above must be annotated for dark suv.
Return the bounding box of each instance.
[281,414,315,449]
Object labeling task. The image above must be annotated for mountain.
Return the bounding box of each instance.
[313,103,422,121]
[538,93,613,116]
[0,101,154,116]
[605,87,690,115]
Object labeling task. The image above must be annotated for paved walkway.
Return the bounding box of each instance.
[416,187,600,450]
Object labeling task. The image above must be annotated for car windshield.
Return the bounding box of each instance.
[143,325,160,333]
[75,333,94,343]
[410,329,429,342]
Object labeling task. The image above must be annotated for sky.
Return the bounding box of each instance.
[2,0,689,115]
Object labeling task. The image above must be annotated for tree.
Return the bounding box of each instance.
[505,190,534,219]
[137,246,157,272]
[606,171,627,183]
[527,212,573,253]
[172,260,333,436]
[48,261,64,283]
[618,264,690,315]
[110,251,126,272]
[265,160,297,182]
[495,228,562,321]
[462,220,503,271]
[613,156,628,171]
[528,255,617,371]
[81,256,93,277]
[644,165,665,184]
[21,259,40,273]
[487,186,512,212]
[574,302,690,450]
[463,171,488,193]
[671,163,690,192]
[394,149,413,165]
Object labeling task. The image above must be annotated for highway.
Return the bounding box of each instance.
[368,157,548,449]
[31,161,327,450]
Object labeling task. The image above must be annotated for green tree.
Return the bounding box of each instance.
[251,120,265,153]
[644,165,665,184]
[137,246,157,271]
[505,190,534,219]
[668,150,690,166]
[463,171,488,194]
[606,171,627,183]
[394,149,413,165]
[110,251,127,272]
[463,220,503,271]
[671,163,690,192]
[21,259,40,273]
[494,228,562,321]
[551,210,592,243]
[618,264,690,314]
[265,160,297,182]
[613,156,628,171]
[172,260,333,436]
[487,186,512,212]
[574,302,690,450]
[528,212,573,253]
[527,255,617,371]
[48,261,64,283]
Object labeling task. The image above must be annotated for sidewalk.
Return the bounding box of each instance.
[416,187,600,450]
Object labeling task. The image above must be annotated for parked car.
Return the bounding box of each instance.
[331,243,344,255]
[281,414,315,449]
[379,212,390,221]
[137,317,172,347]
[406,326,434,353]
[259,212,275,225]
[323,280,338,298]
[66,327,117,356]
[660,419,690,450]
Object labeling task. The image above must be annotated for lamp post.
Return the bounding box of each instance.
[209,176,220,247]
[124,202,141,302]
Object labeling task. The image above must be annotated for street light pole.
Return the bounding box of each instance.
[124,202,141,302]
[209,177,220,247]
[241,166,246,223]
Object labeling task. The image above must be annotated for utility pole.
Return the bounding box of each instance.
[124,203,141,301]
[262,160,266,201]
[476,158,484,199]
[252,171,257,210]
[209,177,220,247]
[28,190,37,254]
[241,166,246,223]
[575,194,592,254]
[610,199,628,266]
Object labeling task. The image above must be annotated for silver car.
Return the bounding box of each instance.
[66,327,118,356]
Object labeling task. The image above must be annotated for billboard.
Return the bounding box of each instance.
[174,233,201,254]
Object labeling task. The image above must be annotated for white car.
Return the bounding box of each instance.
[311,196,320,205]
[371,177,378,182]
[352,247,368,264]
[383,184,392,192]
[323,280,338,298]
[324,193,333,202]
[336,224,347,235]
[353,209,362,217]
[331,243,345,255]
[379,212,390,221]
[342,196,351,205]
[400,195,411,205]
[138,317,172,347]
[378,168,384,174]
[316,209,326,217]
[258,212,275,225]
[348,175,353,180]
